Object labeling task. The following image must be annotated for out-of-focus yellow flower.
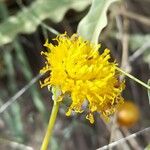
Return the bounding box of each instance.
[40,33,125,123]
[116,101,140,127]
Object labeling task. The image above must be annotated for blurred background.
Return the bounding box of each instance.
[0,0,150,149]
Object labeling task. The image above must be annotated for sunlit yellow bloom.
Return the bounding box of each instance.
[40,33,125,123]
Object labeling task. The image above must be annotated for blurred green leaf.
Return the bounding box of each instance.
[144,51,150,63]
[13,40,46,118]
[77,0,119,44]
[0,97,16,139]
[0,2,24,141]
[3,48,24,141]
[0,0,91,45]
[145,144,150,150]
[50,137,60,150]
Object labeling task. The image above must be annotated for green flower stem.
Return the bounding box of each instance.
[41,101,60,150]
[116,67,150,90]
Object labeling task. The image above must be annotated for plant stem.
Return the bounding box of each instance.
[40,101,60,150]
[116,67,150,90]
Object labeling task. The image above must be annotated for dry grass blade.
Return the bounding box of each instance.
[97,127,150,150]
[129,42,150,62]
[16,0,60,36]
[0,137,34,150]
[0,73,43,114]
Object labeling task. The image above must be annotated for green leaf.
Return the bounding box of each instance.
[0,0,91,45]
[77,0,119,44]
[148,80,150,104]
[145,144,150,150]
[3,49,24,141]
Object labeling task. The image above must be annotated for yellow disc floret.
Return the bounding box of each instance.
[40,33,125,123]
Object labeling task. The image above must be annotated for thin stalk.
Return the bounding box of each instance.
[40,101,60,150]
[116,67,150,90]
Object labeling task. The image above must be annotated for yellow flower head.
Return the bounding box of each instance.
[40,33,125,123]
